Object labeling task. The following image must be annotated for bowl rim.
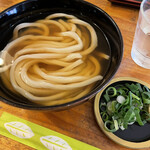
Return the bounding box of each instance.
[0,0,124,110]
[94,77,150,149]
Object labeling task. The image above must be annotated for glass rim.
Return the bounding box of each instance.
[141,0,150,25]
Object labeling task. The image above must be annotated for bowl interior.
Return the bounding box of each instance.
[0,0,123,110]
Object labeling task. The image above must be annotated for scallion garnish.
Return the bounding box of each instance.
[100,82,150,132]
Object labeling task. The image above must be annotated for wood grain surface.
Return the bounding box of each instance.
[0,0,150,150]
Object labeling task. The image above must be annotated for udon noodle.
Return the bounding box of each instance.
[0,13,109,106]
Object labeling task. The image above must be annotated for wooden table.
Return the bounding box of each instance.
[0,0,149,150]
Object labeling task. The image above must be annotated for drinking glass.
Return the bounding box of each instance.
[131,0,150,69]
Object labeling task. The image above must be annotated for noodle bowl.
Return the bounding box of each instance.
[0,13,109,106]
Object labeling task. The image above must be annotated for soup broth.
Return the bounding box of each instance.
[0,13,111,106]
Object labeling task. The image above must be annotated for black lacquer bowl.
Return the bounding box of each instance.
[0,0,123,110]
[94,77,150,149]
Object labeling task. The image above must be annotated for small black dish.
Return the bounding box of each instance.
[94,77,150,149]
[0,0,123,110]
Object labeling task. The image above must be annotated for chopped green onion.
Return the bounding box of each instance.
[131,92,140,100]
[106,87,117,97]
[100,102,107,111]
[143,99,150,104]
[100,82,150,132]
[129,91,132,106]
[103,94,110,102]
[117,95,125,104]
[136,83,143,92]
[104,120,117,132]
[142,92,150,104]
[143,86,150,92]
[134,108,144,126]
[117,88,128,96]
[107,101,116,115]
[101,112,109,122]
[114,120,119,130]
[123,107,135,129]
[124,96,129,105]
[125,83,139,93]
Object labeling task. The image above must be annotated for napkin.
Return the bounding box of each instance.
[0,112,100,150]
[109,0,142,7]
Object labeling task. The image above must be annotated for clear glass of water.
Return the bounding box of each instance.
[131,0,150,69]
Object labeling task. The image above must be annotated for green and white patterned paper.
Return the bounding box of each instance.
[0,112,100,150]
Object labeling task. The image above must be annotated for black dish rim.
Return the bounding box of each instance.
[0,0,124,110]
